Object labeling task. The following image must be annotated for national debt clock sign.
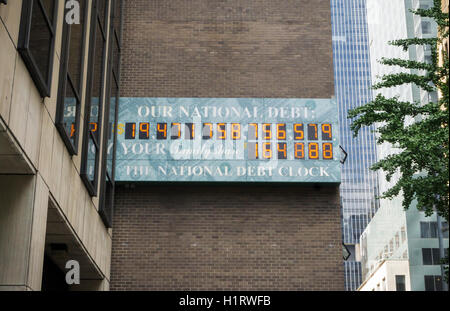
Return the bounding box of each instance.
[115,98,341,183]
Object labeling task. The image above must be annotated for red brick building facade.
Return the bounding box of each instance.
[111,184,343,290]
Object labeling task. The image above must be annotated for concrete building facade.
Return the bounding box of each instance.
[0,0,122,290]
[359,260,412,291]
[358,201,448,291]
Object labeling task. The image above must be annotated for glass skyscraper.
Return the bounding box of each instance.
[331,0,380,291]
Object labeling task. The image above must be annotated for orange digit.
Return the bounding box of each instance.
[208,123,213,138]
[263,142,272,159]
[117,123,124,135]
[140,123,150,139]
[277,124,286,140]
[231,123,241,140]
[189,124,195,139]
[248,142,259,159]
[90,122,98,133]
[249,123,258,139]
[171,123,181,139]
[294,124,304,140]
[323,143,333,159]
[309,124,318,140]
[157,123,167,139]
[263,124,271,140]
[309,143,319,159]
[295,143,305,159]
[70,123,75,138]
[322,124,332,140]
[277,143,287,159]
[203,123,213,139]
[218,123,226,140]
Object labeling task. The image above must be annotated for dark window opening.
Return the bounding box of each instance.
[421,21,431,34]
[395,275,406,291]
[422,248,433,265]
[41,255,69,292]
[422,248,449,265]
[18,0,58,97]
[442,222,449,238]
[99,0,122,228]
[420,221,449,238]
[56,0,88,155]
[424,275,443,291]
[80,0,108,196]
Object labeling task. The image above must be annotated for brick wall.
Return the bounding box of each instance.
[111,184,344,290]
[111,0,342,290]
[121,0,334,98]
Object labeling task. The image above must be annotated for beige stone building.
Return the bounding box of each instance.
[0,0,122,290]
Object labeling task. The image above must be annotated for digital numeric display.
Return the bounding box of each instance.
[118,121,335,160]
[114,98,341,183]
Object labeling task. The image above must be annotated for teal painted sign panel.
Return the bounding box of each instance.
[115,98,341,183]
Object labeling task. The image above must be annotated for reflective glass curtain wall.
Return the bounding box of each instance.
[331,0,379,291]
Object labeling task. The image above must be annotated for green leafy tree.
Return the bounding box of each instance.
[348,0,449,277]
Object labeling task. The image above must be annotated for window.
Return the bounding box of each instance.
[421,21,431,34]
[80,0,108,196]
[421,221,448,238]
[442,222,449,238]
[422,248,449,265]
[428,91,438,104]
[430,222,438,237]
[395,275,406,291]
[422,248,432,265]
[99,0,123,228]
[421,222,432,238]
[56,0,88,155]
[18,0,58,97]
[424,275,443,291]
